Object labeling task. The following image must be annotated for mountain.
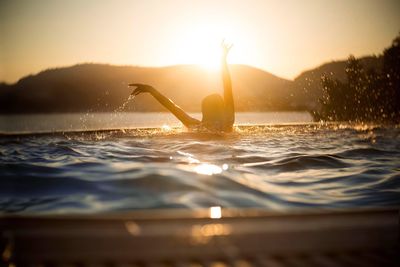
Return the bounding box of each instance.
[0,64,299,114]
[0,56,383,114]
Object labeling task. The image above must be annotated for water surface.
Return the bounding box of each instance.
[0,112,312,134]
[1,112,399,214]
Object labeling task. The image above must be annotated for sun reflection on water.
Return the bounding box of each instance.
[161,124,172,132]
[191,221,231,244]
[209,206,222,219]
[194,164,223,175]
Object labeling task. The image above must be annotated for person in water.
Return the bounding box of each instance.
[129,42,234,132]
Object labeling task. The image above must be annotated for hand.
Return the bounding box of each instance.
[221,40,233,59]
[128,83,155,96]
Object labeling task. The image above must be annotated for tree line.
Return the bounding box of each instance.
[312,33,400,123]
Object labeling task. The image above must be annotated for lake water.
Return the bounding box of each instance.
[1,112,399,214]
[0,112,312,134]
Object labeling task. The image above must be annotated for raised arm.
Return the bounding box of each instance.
[221,41,234,125]
[129,84,200,128]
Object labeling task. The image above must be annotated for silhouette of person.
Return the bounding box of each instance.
[129,41,234,132]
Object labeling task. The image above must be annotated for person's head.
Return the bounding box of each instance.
[201,94,225,126]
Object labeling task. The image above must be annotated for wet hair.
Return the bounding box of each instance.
[201,94,225,125]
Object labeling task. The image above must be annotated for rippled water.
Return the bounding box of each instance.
[1,113,399,214]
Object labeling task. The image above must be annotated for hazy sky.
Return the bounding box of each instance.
[1,0,399,83]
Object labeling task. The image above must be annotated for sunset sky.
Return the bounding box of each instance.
[1,0,399,83]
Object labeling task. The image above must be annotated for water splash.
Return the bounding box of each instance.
[79,112,94,130]
[115,94,136,113]
[75,93,136,132]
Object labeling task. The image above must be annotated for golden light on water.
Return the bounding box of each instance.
[161,124,172,132]
[191,222,231,244]
[209,206,222,219]
[125,221,141,236]
[222,163,228,170]
[194,164,223,175]
[177,150,200,164]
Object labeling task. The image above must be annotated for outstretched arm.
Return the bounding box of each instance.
[221,41,235,125]
[129,84,200,128]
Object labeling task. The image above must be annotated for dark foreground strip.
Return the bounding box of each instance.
[1,208,399,266]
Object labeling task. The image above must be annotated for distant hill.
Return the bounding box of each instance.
[0,57,383,114]
[0,64,299,113]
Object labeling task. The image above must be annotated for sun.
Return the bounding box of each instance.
[195,43,221,71]
[173,21,243,71]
